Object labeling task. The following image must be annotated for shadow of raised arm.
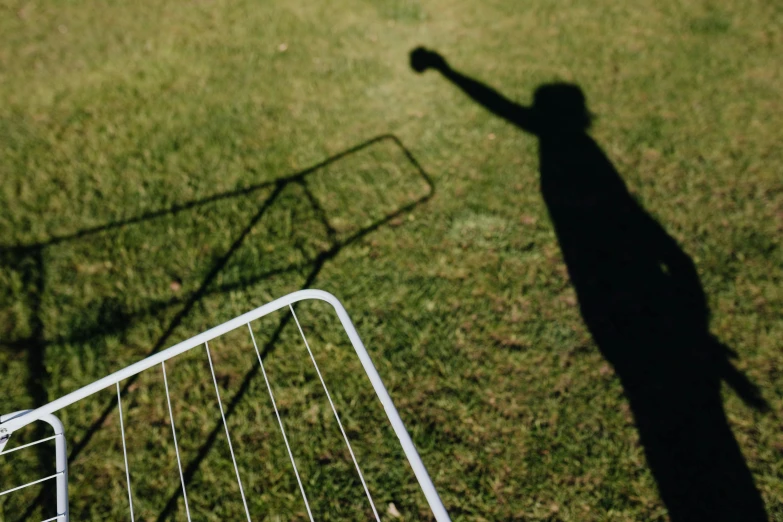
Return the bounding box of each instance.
[410,47,536,133]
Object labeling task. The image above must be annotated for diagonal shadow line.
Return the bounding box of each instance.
[0,135,397,253]
[298,180,338,242]
[153,304,295,522]
[11,133,434,521]
[1,264,307,349]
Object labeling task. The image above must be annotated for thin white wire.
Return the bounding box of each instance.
[247,323,314,522]
[0,434,58,456]
[161,361,192,522]
[0,472,61,497]
[116,382,135,522]
[289,304,381,521]
[39,515,66,522]
[204,342,252,522]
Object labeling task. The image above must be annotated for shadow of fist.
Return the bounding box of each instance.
[410,47,447,73]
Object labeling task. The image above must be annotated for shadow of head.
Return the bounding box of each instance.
[532,83,593,132]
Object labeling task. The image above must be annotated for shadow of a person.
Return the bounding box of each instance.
[410,47,769,521]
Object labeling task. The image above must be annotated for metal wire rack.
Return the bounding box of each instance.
[0,290,450,521]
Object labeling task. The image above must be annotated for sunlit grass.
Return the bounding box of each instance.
[1,0,781,520]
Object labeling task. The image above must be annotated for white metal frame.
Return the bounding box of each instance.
[0,289,450,521]
[0,410,69,522]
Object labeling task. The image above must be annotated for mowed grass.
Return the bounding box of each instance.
[1,0,782,520]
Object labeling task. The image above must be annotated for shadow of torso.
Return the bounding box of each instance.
[538,130,708,359]
[535,126,766,522]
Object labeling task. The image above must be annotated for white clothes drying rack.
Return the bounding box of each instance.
[0,289,451,521]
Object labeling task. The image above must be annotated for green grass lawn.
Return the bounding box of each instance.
[1,0,782,520]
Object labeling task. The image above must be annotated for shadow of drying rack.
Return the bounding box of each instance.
[0,133,434,521]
